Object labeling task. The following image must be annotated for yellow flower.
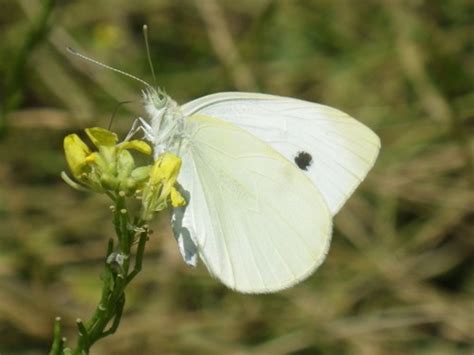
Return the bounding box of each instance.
[85,127,118,147]
[170,187,186,207]
[119,140,152,155]
[62,127,185,221]
[62,127,153,195]
[149,153,181,185]
[64,134,91,179]
[141,152,186,220]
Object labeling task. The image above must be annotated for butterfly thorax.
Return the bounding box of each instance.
[142,89,185,157]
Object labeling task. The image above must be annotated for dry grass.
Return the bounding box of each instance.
[0,0,472,354]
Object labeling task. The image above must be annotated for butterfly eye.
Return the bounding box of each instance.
[294,151,313,171]
[153,91,168,108]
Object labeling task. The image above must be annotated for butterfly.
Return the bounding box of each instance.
[68,46,380,294]
[137,89,380,293]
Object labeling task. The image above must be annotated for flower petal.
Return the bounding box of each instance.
[150,153,182,185]
[120,140,152,155]
[170,187,186,207]
[64,134,91,179]
[85,127,118,147]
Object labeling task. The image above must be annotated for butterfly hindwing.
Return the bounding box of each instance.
[172,114,332,293]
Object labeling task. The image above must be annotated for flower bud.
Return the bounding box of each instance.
[64,134,91,179]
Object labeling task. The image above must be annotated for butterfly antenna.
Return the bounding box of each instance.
[66,47,154,90]
[142,24,157,86]
[108,100,134,130]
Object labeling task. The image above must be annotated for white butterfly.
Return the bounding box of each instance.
[136,89,380,293]
[68,48,380,293]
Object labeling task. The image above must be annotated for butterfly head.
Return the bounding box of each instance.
[143,87,168,118]
[142,88,184,157]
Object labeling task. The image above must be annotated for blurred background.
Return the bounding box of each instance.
[0,0,472,354]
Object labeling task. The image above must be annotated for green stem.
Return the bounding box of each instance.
[84,240,113,333]
[98,294,125,339]
[126,232,148,285]
[50,197,150,355]
[49,317,63,355]
[76,319,89,350]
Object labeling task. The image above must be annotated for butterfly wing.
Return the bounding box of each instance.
[181,92,380,215]
[172,114,332,293]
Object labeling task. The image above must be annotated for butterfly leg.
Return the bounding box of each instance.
[124,117,153,142]
[123,118,141,141]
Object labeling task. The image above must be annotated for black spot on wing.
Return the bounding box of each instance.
[294,151,312,171]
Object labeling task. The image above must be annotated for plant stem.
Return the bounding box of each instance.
[49,317,63,355]
[49,196,150,354]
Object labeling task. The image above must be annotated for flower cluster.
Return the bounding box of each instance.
[62,127,185,220]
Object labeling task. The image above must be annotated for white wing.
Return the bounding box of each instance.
[172,114,332,293]
[181,92,380,215]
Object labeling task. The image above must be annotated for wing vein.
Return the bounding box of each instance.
[191,147,237,287]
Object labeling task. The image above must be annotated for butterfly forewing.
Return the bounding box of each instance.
[181,92,381,215]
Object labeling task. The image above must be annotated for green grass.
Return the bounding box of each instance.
[0,0,472,354]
